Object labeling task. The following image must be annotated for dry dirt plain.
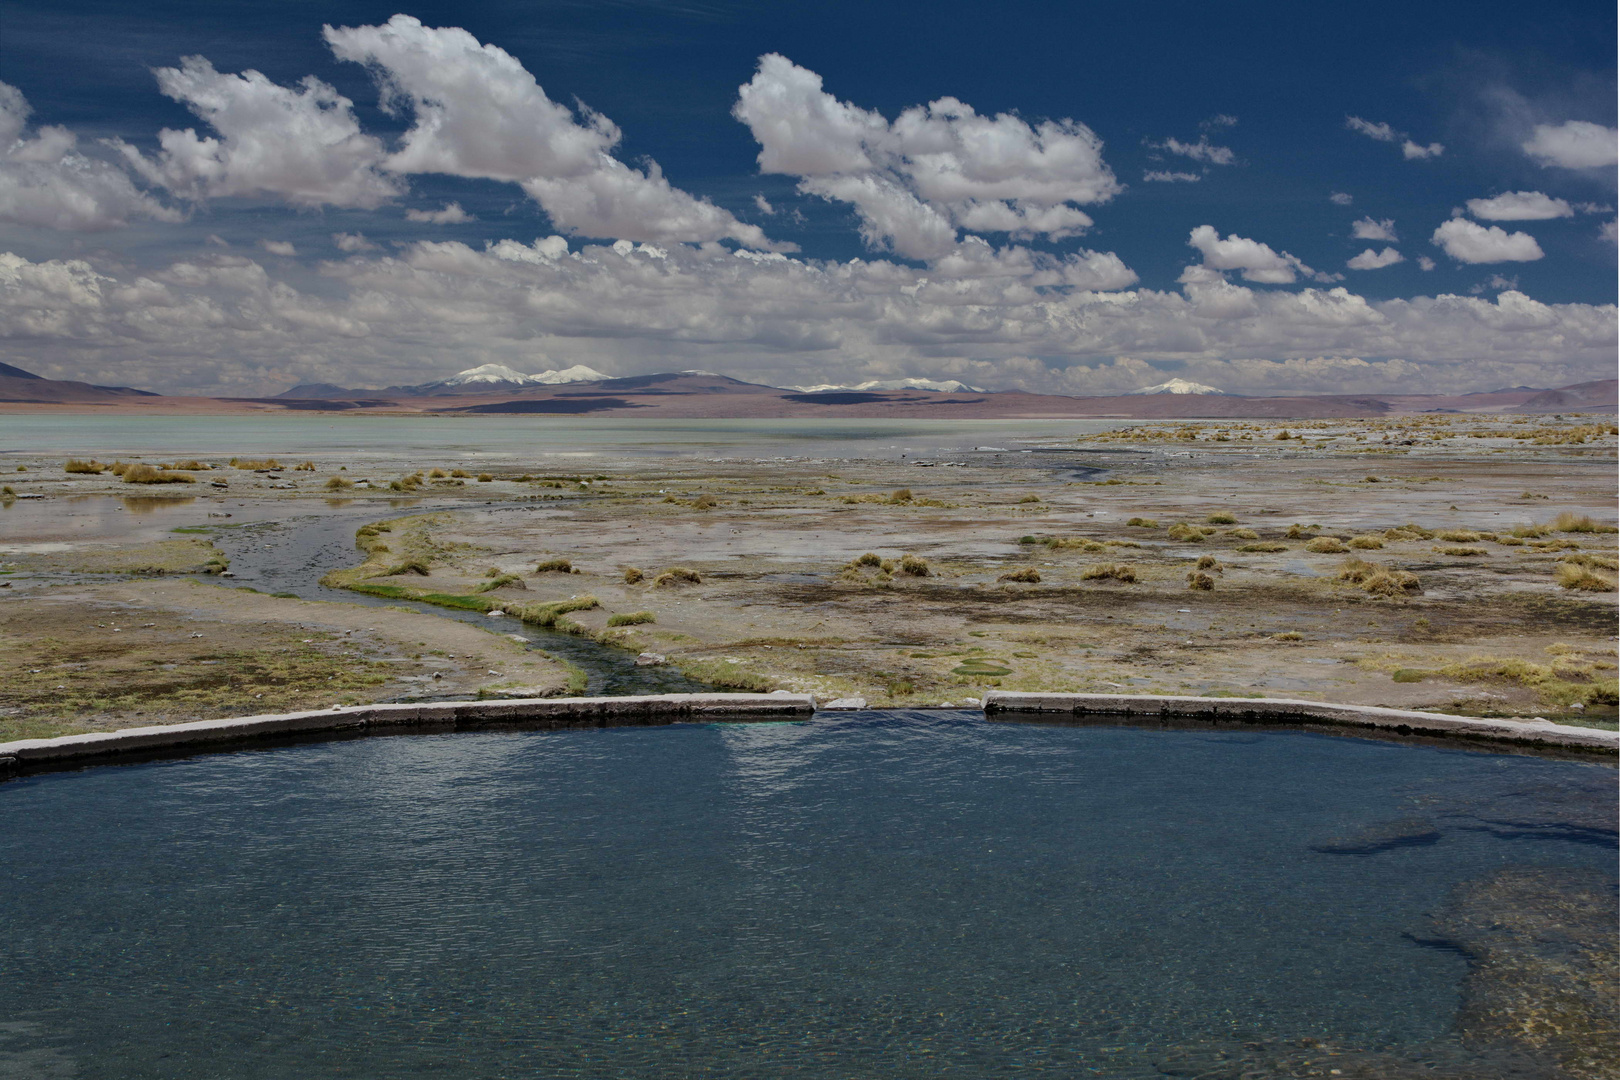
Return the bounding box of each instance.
[1,413,1615,738]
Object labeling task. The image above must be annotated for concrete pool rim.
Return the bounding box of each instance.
[0,690,1612,779]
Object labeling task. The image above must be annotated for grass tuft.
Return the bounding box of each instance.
[1347,535,1384,550]
[652,566,702,587]
[606,610,656,627]
[623,566,644,584]
[1080,563,1138,583]
[1205,511,1237,524]
[1305,536,1347,553]
[1555,562,1616,591]
[473,574,525,593]
[998,567,1041,583]
[898,554,931,577]
[1237,542,1289,553]
[534,558,575,573]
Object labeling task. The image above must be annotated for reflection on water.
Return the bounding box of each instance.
[1,713,1611,1078]
[120,495,195,513]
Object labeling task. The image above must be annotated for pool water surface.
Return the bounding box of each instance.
[1,711,1613,1078]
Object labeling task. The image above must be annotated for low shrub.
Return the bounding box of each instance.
[1555,562,1616,591]
[450,469,471,478]
[606,610,656,627]
[1305,537,1347,553]
[890,488,913,502]
[1017,494,1041,504]
[324,476,353,491]
[1363,570,1421,597]
[64,459,104,474]
[1384,524,1434,541]
[1125,517,1159,528]
[1439,546,1487,557]
[121,464,196,485]
[534,558,574,573]
[1272,631,1303,642]
[473,574,525,593]
[1226,528,1259,540]
[692,494,718,509]
[1205,511,1237,525]
[1436,529,1484,543]
[1392,669,1428,683]
[1285,524,1318,539]
[1553,511,1614,533]
[1237,542,1289,553]
[898,554,930,577]
[514,595,600,629]
[1185,571,1215,590]
[1560,552,1620,571]
[229,458,281,471]
[652,566,702,587]
[1195,555,1222,571]
[852,552,883,567]
[1167,523,1213,542]
[1080,563,1137,583]
[1347,535,1384,550]
[998,567,1041,583]
[623,566,645,584]
[428,468,447,478]
[477,473,493,483]
[1337,557,1378,584]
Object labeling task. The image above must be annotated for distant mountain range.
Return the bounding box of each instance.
[0,360,1614,419]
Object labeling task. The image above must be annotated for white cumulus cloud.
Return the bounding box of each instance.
[259,239,295,256]
[1521,121,1617,169]
[405,201,475,224]
[1330,192,1353,206]
[733,53,1120,254]
[1431,219,1544,263]
[1347,247,1403,270]
[1351,217,1397,241]
[1401,140,1444,160]
[332,232,375,252]
[1185,225,1313,284]
[1465,191,1573,220]
[0,81,181,231]
[1346,116,1442,160]
[1346,117,1396,142]
[115,56,403,209]
[1144,171,1200,183]
[1154,136,1234,165]
[323,15,776,249]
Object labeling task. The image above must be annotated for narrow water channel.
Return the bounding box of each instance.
[208,504,715,696]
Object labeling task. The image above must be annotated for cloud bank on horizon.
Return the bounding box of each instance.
[0,5,1613,397]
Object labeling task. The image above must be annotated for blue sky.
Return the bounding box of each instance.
[0,0,1613,395]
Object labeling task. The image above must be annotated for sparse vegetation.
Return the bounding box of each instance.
[1555,562,1616,591]
[473,574,525,593]
[1347,535,1384,549]
[1185,571,1214,590]
[324,476,353,491]
[229,458,282,471]
[1080,563,1138,583]
[998,567,1041,583]
[1195,555,1222,572]
[1168,523,1214,542]
[1272,631,1303,642]
[1017,494,1041,504]
[294,461,315,472]
[1305,537,1347,553]
[898,554,931,577]
[1438,546,1488,557]
[1125,517,1159,528]
[121,464,197,485]
[606,610,656,627]
[64,459,105,474]
[652,566,702,587]
[534,558,575,573]
[477,473,493,483]
[1205,511,1237,524]
[1285,524,1319,539]
[1337,556,1421,596]
[382,558,431,576]
[1226,528,1259,540]
[1552,511,1615,533]
[1237,542,1289,553]
[692,493,719,509]
[623,566,645,584]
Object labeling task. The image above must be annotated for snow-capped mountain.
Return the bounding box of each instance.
[787,377,987,394]
[1127,378,1226,395]
[431,363,610,388]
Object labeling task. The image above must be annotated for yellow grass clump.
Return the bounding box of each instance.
[1080,563,1137,583]
[607,611,656,627]
[1555,562,1616,591]
[121,464,196,485]
[1125,517,1158,528]
[1347,535,1384,549]
[534,558,575,573]
[325,477,353,491]
[64,459,104,474]
[623,567,645,584]
[1205,511,1237,524]
[1185,571,1215,590]
[230,458,281,471]
[652,566,702,587]
[999,567,1041,583]
[1305,537,1347,553]
[1237,541,1288,553]
[898,554,931,577]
